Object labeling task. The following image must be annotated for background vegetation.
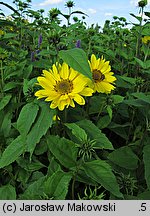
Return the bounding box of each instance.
[0,0,150,200]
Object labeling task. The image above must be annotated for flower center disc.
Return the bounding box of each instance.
[92,70,105,83]
[55,79,73,94]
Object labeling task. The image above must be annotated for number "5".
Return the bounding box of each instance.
[140,203,146,211]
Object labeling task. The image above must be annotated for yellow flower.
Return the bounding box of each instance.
[142,36,150,44]
[0,30,5,36]
[53,115,60,121]
[88,54,116,94]
[35,62,93,111]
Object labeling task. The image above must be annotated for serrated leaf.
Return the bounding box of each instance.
[143,145,150,190]
[44,171,72,199]
[76,119,114,150]
[0,184,16,200]
[83,160,123,198]
[108,146,139,170]
[65,123,87,141]
[26,101,55,155]
[17,102,39,136]
[0,135,25,169]
[59,48,92,80]
[47,135,77,168]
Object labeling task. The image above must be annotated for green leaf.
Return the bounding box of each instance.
[108,122,130,140]
[17,157,46,172]
[59,48,92,80]
[44,171,72,199]
[0,184,16,200]
[65,123,87,141]
[76,119,114,150]
[134,57,144,68]
[3,82,20,92]
[130,13,142,22]
[23,64,33,79]
[0,94,12,111]
[106,105,112,119]
[0,135,25,169]
[1,111,12,137]
[97,115,111,129]
[138,191,150,200]
[20,177,46,199]
[123,99,144,107]
[26,101,55,155]
[143,145,150,190]
[112,95,124,104]
[70,11,88,16]
[132,92,150,104]
[47,135,77,168]
[17,102,39,136]
[89,94,106,114]
[144,12,150,18]
[83,160,123,198]
[3,33,18,39]
[108,146,139,170]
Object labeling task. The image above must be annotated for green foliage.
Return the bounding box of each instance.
[0,184,16,200]
[0,0,149,200]
[82,160,123,198]
[59,48,92,79]
[108,146,139,170]
[47,135,78,168]
[0,135,25,169]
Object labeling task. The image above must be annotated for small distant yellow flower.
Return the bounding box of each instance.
[35,62,93,111]
[88,54,116,94]
[142,36,150,44]
[0,30,5,36]
[123,43,127,47]
[53,115,60,121]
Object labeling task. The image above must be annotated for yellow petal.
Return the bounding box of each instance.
[105,74,116,83]
[42,70,56,85]
[74,94,85,105]
[100,81,115,93]
[80,87,93,96]
[52,64,61,81]
[58,100,66,111]
[69,68,78,81]
[91,54,98,69]
[45,91,60,101]
[72,75,87,93]
[35,89,48,99]
[50,100,58,109]
[37,77,54,90]
[69,99,75,107]
[60,62,69,79]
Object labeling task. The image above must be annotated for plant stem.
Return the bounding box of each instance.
[71,176,76,199]
[0,60,4,94]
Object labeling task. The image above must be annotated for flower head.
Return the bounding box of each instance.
[88,54,116,94]
[35,62,93,110]
[142,36,150,44]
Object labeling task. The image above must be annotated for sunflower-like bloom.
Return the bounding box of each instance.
[35,62,93,110]
[88,54,116,94]
[142,36,150,44]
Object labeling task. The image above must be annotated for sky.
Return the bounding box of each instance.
[0,0,150,27]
